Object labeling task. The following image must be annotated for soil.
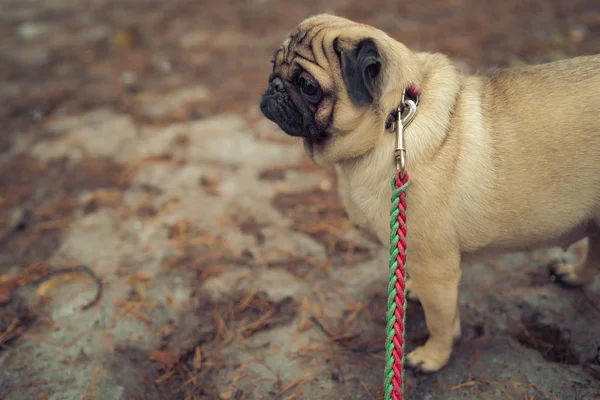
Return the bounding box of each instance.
[1,0,600,399]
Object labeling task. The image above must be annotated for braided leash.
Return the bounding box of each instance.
[383,88,418,400]
[384,171,410,400]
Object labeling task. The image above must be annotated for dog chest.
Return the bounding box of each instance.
[335,166,390,245]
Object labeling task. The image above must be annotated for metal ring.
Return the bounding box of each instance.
[393,93,419,176]
[400,99,417,127]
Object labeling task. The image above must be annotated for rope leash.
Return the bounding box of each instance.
[383,88,418,400]
[384,171,409,400]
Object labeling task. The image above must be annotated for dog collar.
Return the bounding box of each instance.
[385,85,420,131]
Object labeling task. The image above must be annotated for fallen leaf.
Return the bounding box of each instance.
[219,389,233,400]
[0,274,16,284]
[99,332,115,355]
[149,349,180,368]
[200,172,218,187]
[154,369,176,383]
[193,346,202,371]
[37,277,61,296]
[128,271,154,284]
[0,283,15,305]
[113,29,140,48]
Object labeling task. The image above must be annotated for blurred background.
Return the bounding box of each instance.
[1,1,599,399]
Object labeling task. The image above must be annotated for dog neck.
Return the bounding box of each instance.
[343,53,462,168]
[335,52,463,188]
[332,53,465,244]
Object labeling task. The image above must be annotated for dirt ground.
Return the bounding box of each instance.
[1,0,600,399]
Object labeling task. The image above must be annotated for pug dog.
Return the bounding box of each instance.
[260,13,600,373]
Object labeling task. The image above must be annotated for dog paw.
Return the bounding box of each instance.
[548,261,588,288]
[405,277,420,303]
[405,344,451,373]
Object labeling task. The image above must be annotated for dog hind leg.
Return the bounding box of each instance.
[550,220,600,287]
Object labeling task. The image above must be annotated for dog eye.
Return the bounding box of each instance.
[300,78,318,97]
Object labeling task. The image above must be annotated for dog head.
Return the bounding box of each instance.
[260,14,421,165]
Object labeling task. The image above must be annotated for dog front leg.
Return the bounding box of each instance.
[405,250,462,373]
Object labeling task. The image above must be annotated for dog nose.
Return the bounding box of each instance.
[270,77,285,92]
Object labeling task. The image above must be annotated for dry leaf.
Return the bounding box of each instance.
[0,283,15,305]
[219,389,233,400]
[297,296,313,333]
[193,346,202,371]
[113,29,140,48]
[37,277,61,296]
[0,274,16,284]
[154,369,176,383]
[128,271,154,284]
[99,332,115,355]
[149,349,180,368]
[200,172,218,187]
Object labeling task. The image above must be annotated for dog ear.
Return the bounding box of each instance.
[336,38,382,106]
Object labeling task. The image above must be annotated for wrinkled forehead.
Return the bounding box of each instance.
[270,21,345,86]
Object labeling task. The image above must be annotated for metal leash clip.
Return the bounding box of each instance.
[393,94,418,176]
